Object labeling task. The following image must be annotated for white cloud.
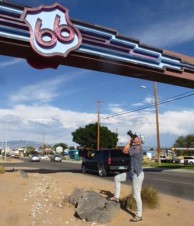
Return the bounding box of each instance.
[9,74,80,104]
[132,96,155,107]
[0,104,97,146]
[135,15,194,48]
[0,101,193,147]
[0,58,23,68]
[160,110,194,135]
[102,108,194,148]
[9,77,64,104]
[108,105,124,114]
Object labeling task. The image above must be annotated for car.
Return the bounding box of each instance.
[172,157,180,164]
[184,156,194,165]
[11,154,19,158]
[13,154,19,158]
[50,155,62,162]
[29,154,40,162]
[40,155,50,160]
[81,149,130,177]
[160,155,173,163]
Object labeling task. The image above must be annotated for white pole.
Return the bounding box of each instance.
[5,126,8,160]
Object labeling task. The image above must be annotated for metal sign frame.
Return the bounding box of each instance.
[0,1,194,88]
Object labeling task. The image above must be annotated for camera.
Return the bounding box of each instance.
[127,130,138,139]
[127,130,145,144]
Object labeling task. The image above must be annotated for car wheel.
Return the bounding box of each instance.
[81,164,87,173]
[189,161,194,165]
[98,163,107,177]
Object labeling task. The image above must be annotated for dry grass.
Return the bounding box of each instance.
[122,186,159,211]
[141,186,159,209]
[0,165,5,174]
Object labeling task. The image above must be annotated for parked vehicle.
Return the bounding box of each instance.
[160,155,173,163]
[184,156,194,165]
[11,154,19,158]
[81,149,130,177]
[50,155,62,162]
[13,154,19,158]
[29,154,40,162]
[172,157,180,164]
[40,155,50,160]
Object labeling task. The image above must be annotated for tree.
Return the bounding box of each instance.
[173,134,194,147]
[53,143,68,150]
[26,146,35,153]
[72,123,118,149]
[25,146,36,156]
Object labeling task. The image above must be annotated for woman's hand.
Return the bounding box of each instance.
[122,141,131,154]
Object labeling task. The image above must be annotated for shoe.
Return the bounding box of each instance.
[107,197,119,203]
[130,216,142,222]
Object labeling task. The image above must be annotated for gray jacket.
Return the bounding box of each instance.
[128,144,143,178]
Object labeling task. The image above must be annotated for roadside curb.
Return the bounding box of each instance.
[63,159,81,164]
[163,168,194,173]
[143,166,194,174]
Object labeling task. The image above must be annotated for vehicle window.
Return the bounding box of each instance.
[92,151,102,160]
[90,152,96,158]
[101,151,109,158]
[111,150,121,157]
[84,150,96,159]
[184,157,194,159]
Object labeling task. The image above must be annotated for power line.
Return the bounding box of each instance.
[106,91,194,119]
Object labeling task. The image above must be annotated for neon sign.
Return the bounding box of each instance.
[21,3,82,57]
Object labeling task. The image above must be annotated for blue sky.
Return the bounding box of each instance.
[1,0,194,149]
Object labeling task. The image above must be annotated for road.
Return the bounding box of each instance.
[1,157,194,201]
[143,167,194,201]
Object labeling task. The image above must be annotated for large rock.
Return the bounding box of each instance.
[64,187,85,206]
[64,188,120,224]
[85,201,120,224]
[76,190,107,218]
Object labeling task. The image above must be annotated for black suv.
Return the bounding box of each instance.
[81,149,130,177]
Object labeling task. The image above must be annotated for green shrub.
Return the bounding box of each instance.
[122,186,159,211]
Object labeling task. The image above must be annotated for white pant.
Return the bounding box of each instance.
[114,171,144,217]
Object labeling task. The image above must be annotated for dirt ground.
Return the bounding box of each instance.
[0,159,194,226]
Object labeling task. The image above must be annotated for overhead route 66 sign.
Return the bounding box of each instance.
[21,3,82,58]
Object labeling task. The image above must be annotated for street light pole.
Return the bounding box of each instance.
[141,82,161,164]
[154,82,161,164]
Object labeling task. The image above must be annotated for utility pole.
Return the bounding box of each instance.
[141,82,161,164]
[115,128,118,148]
[97,100,101,150]
[42,132,45,154]
[5,125,8,160]
[154,82,161,164]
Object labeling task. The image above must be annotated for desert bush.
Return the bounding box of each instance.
[122,186,159,211]
[0,166,5,174]
[141,186,159,209]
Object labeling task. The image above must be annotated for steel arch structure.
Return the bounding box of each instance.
[0,1,194,88]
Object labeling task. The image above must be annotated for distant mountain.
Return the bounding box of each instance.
[1,140,43,149]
